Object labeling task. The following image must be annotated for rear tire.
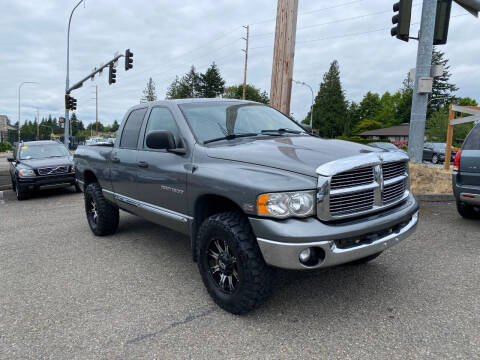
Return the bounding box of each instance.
[197,211,274,315]
[345,251,383,265]
[456,200,479,219]
[84,182,119,236]
[431,154,439,164]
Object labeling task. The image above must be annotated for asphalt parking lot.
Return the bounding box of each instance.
[0,189,479,359]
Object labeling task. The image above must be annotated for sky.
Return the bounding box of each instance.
[0,0,479,129]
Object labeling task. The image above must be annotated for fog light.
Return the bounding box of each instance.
[299,248,312,264]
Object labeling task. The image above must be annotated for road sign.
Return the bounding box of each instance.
[450,105,480,125]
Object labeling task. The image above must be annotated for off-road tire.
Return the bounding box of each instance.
[15,180,29,200]
[345,251,383,265]
[456,200,479,219]
[84,182,119,236]
[197,211,274,315]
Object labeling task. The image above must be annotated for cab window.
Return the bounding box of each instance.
[143,107,179,149]
[120,108,147,149]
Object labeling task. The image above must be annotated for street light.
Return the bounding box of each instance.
[18,81,39,142]
[65,0,85,149]
[292,80,314,127]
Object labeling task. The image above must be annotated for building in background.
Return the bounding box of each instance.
[0,115,16,143]
[359,123,410,142]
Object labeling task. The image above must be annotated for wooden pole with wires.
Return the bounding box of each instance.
[242,25,249,100]
[95,85,99,136]
[270,0,298,115]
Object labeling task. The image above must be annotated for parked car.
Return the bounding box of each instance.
[74,99,419,314]
[423,142,456,164]
[368,142,405,152]
[452,123,480,219]
[85,137,111,146]
[8,140,78,200]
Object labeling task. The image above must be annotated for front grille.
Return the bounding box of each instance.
[37,166,69,176]
[383,161,407,180]
[330,166,374,190]
[383,179,406,204]
[330,189,374,216]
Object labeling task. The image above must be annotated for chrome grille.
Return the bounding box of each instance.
[383,180,406,204]
[37,166,69,176]
[330,189,374,216]
[383,162,407,181]
[317,152,410,221]
[330,166,374,190]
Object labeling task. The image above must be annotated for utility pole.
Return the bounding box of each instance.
[95,85,99,136]
[270,0,298,115]
[36,108,40,140]
[408,0,437,163]
[242,25,249,100]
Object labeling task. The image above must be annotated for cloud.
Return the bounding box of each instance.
[0,0,478,127]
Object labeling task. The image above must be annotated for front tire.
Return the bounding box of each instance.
[431,154,439,164]
[15,180,29,200]
[84,182,119,236]
[197,212,274,315]
[456,200,479,219]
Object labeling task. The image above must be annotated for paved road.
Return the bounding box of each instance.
[1,189,479,359]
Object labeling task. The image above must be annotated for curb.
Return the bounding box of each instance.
[0,184,11,191]
[414,193,454,202]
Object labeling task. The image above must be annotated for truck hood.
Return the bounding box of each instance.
[206,136,382,177]
[18,156,73,169]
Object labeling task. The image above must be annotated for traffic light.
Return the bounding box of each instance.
[391,0,413,42]
[109,63,117,84]
[125,49,133,71]
[434,0,453,45]
[65,94,77,110]
[71,97,77,111]
[65,94,71,110]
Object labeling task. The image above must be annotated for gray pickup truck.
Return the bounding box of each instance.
[74,99,419,314]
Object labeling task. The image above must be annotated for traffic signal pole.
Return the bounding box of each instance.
[408,0,437,163]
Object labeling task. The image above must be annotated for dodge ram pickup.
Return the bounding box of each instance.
[74,99,419,314]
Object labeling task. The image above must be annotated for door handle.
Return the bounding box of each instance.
[137,161,149,168]
[111,156,120,163]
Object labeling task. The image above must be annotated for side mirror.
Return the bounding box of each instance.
[146,130,176,150]
[7,157,14,162]
[302,125,313,134]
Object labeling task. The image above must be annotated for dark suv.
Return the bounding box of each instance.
[452,123,480,218]
[8,140,78,200]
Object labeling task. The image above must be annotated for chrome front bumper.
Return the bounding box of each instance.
[253,198,418,270]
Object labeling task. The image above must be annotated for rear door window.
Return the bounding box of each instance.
[463,125,480,150]
[119,108,147,149]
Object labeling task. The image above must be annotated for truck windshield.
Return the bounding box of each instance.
[19,144,70,160]
[179,102,306,143]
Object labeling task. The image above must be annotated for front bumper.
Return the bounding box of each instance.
[250,194,419,270]
[18,173,76,190]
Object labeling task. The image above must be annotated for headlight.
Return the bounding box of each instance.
[18,168,35,177]
[257,191,315,218]
[70,166,76,173]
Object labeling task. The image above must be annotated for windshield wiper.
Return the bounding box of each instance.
[203,133,258,144]
[261,128,304,135]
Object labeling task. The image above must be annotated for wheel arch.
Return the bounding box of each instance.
[191,194,245,262]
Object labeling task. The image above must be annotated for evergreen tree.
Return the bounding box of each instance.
[429,46,458,114]
[358,92,381,121]
[198,63,225,98]
[224,84,269,104]
[166,66,201,99]
[141,77,158,102]
[310,60,348,138]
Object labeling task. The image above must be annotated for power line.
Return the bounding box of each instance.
[249,0,365,26]
[251,4,421,39]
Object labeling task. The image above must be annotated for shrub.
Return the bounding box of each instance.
[0,141,13,152]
